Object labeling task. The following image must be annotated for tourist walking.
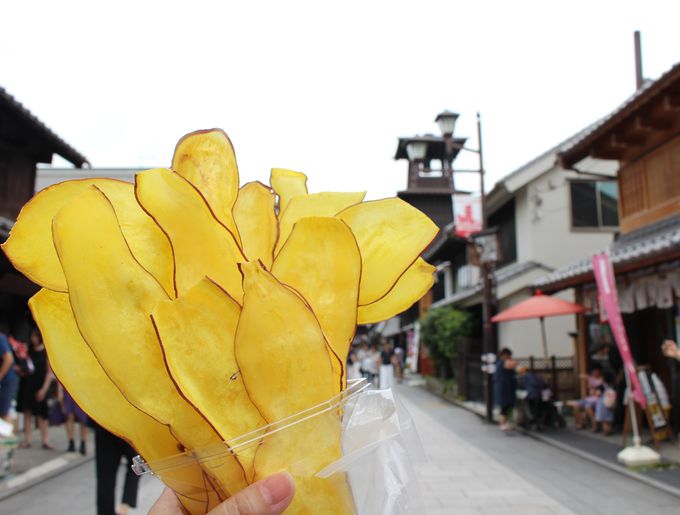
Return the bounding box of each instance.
[494,348,518,432]
[17,329,54,449]
[94,422,140,515]
[0,330,18,422]
[58,384,90,454]
[360,344,378,385]
[379,342,395,389]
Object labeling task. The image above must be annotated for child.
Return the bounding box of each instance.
[574,365,604,431]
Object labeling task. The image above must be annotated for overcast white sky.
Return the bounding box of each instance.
[2,1,679,198]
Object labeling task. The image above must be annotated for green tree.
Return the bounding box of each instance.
[420,306,473,378]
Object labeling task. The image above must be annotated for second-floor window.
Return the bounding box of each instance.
[570,180,619,229]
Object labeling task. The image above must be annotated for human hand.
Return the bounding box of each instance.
[35,388,47,402]
[662,340,679,360]
[149,471,295,515]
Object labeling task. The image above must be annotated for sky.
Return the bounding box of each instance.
[2,1,680,199]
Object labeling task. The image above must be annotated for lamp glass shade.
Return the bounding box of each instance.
[405,141,428,161]
[436,112,459,136]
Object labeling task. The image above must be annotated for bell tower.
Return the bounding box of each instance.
[394,114,467,229]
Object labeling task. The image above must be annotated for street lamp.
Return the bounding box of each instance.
[431,110,496,423]
[469,227,500,422]
[435,110,460,137]
[405,140,428,161]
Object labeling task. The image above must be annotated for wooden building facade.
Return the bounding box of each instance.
[0,86,88,337]
[536,62,680,431]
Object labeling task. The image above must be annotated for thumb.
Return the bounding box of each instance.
[210,472,295,515]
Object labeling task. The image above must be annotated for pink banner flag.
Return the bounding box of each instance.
[592,253,646,407]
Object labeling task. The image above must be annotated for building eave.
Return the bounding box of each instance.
[0,86,89,167]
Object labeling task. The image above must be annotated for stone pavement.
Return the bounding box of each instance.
[397,383,680,515]
[0,457,164,514]
[396,384,576,515]
[0,419,92,499]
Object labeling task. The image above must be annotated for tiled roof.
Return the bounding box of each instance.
[0,86,88,167]
[534,213,680,288]
[433,260,552,307]
[558,61,680,167]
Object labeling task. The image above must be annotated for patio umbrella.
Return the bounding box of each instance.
[491,290,585,359]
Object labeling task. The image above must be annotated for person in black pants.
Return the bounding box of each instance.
[494,348,518,432]
[94,422,140,515]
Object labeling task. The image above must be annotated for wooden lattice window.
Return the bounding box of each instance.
[619,161,646,217]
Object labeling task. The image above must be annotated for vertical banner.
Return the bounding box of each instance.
[453,194,482,237]
[406,323,421,373]
[592,253,646,407]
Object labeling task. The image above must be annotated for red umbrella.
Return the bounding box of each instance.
[491,291,585,358]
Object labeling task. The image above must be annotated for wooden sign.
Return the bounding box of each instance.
[622,369,674,448]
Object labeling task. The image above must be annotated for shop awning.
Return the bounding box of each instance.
[534,212,680,293]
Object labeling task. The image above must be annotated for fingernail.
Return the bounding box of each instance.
[260,472,294,506]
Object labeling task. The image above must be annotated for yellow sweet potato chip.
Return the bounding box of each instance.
[152,277,267,482]
[1,178,174,296]
[272,217,361,390]
[253,415,354,515]
[337,198,439,305]
[52,185,247,495]
[135,168,245,301]
[357,257,436,324]
[274,192,365,255]
[172,129,241,245]
[235,261,335,422]
[233,182,278,268]
[29,289,221,514]
[270,168,308,213]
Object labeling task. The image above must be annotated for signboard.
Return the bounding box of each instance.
[453,194,482,237]
[638,371,666,428]
[591,253,646,407]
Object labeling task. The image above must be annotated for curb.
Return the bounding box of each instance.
[0,453,94,502]
[522,430,680,500]
[418,385,680,500]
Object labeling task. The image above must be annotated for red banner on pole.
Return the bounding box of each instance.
[453,194,482,238]
[591,253,646,407]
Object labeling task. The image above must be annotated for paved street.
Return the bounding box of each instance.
[395,383,680,515]
[0,459,163,514]
[2,383,680,514]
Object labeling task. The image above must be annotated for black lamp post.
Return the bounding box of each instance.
[404,110,497,422]
[469,227,500,423]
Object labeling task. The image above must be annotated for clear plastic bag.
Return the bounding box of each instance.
[132,378,425,514]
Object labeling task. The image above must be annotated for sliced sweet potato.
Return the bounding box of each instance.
[234,261,335,422]
[275,192,365,255]
[233,182,278,268]
[52,186,247,495]
[152,278,267,482]
[337,198,439,305]
[253,414,354,515]
[29,289,221,514]
[1,178,174,296]
[135,168,245,301]
[272,217,361,390]
[357,258,435,324]
[269,168,308,213]
[172,129,241,245]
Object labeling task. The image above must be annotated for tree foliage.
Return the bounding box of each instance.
[420,306,473,376]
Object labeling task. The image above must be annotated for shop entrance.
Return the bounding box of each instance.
[624,307,676,394]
